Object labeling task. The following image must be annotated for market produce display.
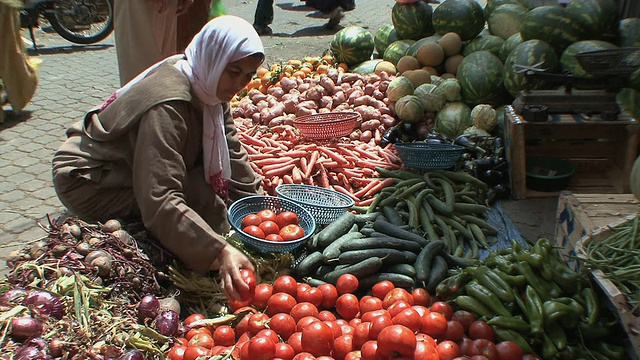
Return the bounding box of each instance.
[2,0,640,359]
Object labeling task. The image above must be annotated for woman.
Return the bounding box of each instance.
[52,15,264,301]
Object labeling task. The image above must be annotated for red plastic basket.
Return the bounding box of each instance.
[293,112,360,140]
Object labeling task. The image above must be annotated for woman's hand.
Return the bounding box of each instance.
[212,243,255,301]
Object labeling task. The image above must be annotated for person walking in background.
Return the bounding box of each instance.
[0,0,39,123]
[253,0,356,35]
[114,0,194,86]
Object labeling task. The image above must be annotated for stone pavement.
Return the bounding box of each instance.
[0,0,397,274]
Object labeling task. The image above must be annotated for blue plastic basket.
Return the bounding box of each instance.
[394,142,464,170]
[228,195,316,253]
[275,184,355,225]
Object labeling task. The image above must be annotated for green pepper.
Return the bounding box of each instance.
[543,300,576,326]
[545,325,567,351]
[559,345,606,360]
[474,266,514,302]
[577,321,610,338]
[464,281,512,317]
[531,242,554,281]
[580,287,600,325]
[524,285,544,335]
[512,287,528,317]
[493,268,527,287]
[435,270,473,300]
[511,240,545,268]
[515,261,552,300]
[487,315,531,334]
[492,327,533,353]
[595,342,626,360]
[485,254,515,274]
[553,297,585,318]
[452,295,494,319]
[547,252,580,294]
[541,333,559,360]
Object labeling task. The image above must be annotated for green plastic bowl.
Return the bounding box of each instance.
[526,156,577,192]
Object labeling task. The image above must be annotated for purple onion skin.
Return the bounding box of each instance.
[14,341,52,360]
[11,317,43,340]
[118,350,144,360]
[155,310,180,336]
[0,288,28,307]
[137,294,160,323]
[22,290,65,319]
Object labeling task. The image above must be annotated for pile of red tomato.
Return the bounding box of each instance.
[166,273,533,360]
[241,209,305,242]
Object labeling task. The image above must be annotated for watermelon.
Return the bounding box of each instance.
[330,26,375,66]
[519,5,589,53]
[488,3,527,40]
[566,0,618,39]
[350,59,385,74]
[457,51,506,107]
[619,18,640,47]
[483,0,520,19]
[434,101,472,139]
[374,24,399,56]
[407,35,442,57]
[499,32,523,62]
[384,39,417,65]
[503,39,559,98]
[392,1,435,41]
[432,0,485,41]
[462,34,505,57]
[560,40,618,79]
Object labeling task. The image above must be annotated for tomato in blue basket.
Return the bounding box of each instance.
[279,224,305,241]
[276,211,299,228]
[243,225,266,239]
[257,209,277,222]
[242,214,263,228]
[259,221,280,236]
[266,234,284,242]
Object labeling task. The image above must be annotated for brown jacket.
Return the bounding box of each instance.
[52,62,261,272]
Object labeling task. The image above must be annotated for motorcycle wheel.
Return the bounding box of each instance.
[46,0,114,45]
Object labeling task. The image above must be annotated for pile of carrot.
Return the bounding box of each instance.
[237,124,402,207]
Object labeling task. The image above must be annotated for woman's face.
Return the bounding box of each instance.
[217,55,263,101]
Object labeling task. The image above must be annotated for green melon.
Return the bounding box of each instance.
[374,24,399,56]
[432,0,485,41]
[488,3,527,40]
[560,40,618,79]
[483,0,520,19]
[619,18,640,47]
[330,26,375,66]
[519,5,589,53]
[384,39,417,65]
[499,32,523,62]
[350,59,385,75]
[407,34,442,57]
[566,0,618,39]
[392,1,435,41]
[457,50,506,107]
[503,39,559,98]
[462,34,505,57]
[434,101,472,139]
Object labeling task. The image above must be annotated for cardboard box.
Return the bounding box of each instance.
[504,106,639,200]
[576,216,640,360]
[554,191,640,271]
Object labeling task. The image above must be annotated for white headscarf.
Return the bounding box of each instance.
[177,15,264,183]
[111,15,264,184]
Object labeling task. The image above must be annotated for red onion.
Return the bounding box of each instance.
[155,310,180,336]
[48,338,63,358]
[0,288,28,307]
[13,345,49,360]
[11,317,43,340]
[22,290,65,319]
[118,350,144,360]
[137,294,160,323]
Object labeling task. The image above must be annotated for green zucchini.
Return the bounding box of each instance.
[372,219,429,247]
[425,255,449,293]
[358,272,415,290]
[294,251,324,275]
[316,212,356,248]
[338,248,417,265]
[384,263,417,278]
[339,235,422,254]
[322,231,365,262]
[323,256,384,284]
[414,240,446,287]
[382,206,404,226]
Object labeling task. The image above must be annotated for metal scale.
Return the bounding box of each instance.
[511,47,640,121]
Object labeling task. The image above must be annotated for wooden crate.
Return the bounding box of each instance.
[553,191,640,271]
[504,105,639,199]
[576,216,640,360]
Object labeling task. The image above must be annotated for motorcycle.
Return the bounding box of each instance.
[19,0,114,49]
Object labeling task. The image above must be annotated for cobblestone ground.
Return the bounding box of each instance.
[0,0,394,275]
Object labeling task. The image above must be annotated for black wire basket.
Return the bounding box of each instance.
[394,142,464,170]
[575,47,640,76]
